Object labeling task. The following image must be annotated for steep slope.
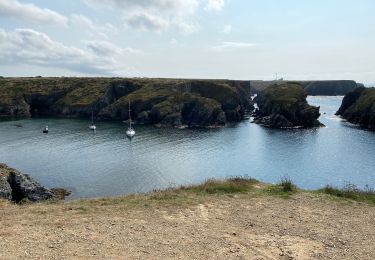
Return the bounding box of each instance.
[336,87,375,130]
[0,77,253,128]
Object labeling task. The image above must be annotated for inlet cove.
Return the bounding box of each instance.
[0,78,374,200]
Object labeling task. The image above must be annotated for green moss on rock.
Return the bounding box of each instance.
[0,77,252,127]
[253,82,323,128]
[336,87,375,130]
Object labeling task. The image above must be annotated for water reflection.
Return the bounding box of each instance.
[0,96,374,199]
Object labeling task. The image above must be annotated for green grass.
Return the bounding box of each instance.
[264,177,298,198]
[182,177,259,194]
[262,82,307,105]
[320,184,375,204]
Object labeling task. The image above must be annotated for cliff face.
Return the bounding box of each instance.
[0,77,253,128]
[250,80,358,96]
[336,87,375,131]
[253,82,323,128]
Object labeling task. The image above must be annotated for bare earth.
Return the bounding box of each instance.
[0,190,374,259]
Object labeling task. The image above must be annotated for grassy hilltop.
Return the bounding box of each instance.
[0,77,252,127]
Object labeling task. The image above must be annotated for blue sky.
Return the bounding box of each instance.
[0,0,374,83]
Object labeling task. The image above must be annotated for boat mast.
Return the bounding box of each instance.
[128,101,132,129]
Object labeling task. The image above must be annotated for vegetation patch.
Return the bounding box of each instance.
[320,184,375,204]
[182,177,259,194]
[264,177,298,198]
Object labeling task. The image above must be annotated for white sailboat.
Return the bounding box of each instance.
[89,109,96,130]
[126,102,135,138]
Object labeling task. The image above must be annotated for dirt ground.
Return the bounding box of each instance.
[0,190,374,260]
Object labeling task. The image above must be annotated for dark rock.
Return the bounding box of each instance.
[0,175,12,200]
[7,172,56,202]
[336,87,375,131]
[336,87,366,115]
[253,82,323,128]
[136,111,151,124]
[0,164,56,203]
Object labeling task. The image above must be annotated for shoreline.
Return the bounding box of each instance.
[1,178,374,259]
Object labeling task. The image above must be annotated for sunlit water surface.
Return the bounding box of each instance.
[0,96,374,199]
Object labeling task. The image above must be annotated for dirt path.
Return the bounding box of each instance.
[0,192,374,259]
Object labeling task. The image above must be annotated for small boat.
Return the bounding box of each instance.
[126,102,136,138]
[89,109,96,131]
[43,126,48,133]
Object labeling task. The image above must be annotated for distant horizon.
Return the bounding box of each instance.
[1,75,373,86]
[0,0,374,84]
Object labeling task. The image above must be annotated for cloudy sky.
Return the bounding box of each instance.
[0,0,374,83]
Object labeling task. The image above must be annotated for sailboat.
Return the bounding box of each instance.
[89,108,96,130]
[43,125,49,133]
[126,102,135,138]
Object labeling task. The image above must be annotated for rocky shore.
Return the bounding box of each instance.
[0,163,58,202]
[253,82,323,128]
[0,77,253,128]
[336,87,375,130]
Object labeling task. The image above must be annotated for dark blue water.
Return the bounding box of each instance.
[0,96,374,199]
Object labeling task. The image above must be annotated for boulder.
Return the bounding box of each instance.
[0,164,57,203]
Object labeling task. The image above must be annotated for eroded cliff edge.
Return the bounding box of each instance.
[0,78,253,128]
[336,87,375,131]
[253,82,323,128]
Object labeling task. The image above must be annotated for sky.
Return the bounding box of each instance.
[0,0,374,84]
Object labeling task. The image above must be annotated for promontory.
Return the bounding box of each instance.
[253,82,323,128]
[336,87,375,131]
[0,77,253,128]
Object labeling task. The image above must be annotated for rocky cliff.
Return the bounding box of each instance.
[253,82,323,128]
[336,87,375,130]
[250,80,359,96]
[0,77,253,128]
[0,163,56,202]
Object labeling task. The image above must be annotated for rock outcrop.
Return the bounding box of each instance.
[0,164,56,202]
[250,80,359,96]
[0,77,253,128]
[253,82,323,128]
[336,87,375,130]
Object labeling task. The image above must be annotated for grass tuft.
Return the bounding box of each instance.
[265,177,298,198]
[320,184,375,204]
[183,177,258,194]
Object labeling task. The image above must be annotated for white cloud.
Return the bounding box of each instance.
[85,40,144,56]
[70,14,118,39]
[210,41,257,52]
[84,0,200,33]
[222,25,232,34]
[0,0,68,26]
[123,12,170,32]
[0,28,143,75]
[205,0,225,11]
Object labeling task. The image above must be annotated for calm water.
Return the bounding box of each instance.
[0,96,374,199]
